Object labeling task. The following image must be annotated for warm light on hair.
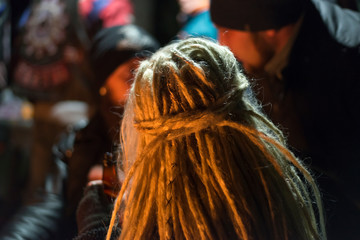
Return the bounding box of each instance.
[107,38,326,240]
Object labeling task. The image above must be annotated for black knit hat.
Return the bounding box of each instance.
[90,24,160,90]
[210,0,306,31]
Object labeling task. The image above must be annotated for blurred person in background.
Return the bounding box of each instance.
[62,24,159,238]
[9,0,135,198]
[1,0,88,232]
[0,0,140,238]
[210,0,360,239]
[176,0,217,40]
[78,0,134,39]
[0,23,159,240]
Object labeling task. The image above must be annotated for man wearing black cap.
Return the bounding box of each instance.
[210,0,360,239]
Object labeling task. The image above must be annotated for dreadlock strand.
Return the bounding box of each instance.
[108,134,164,240]
[216,127,272,238]
[133,152,160,239]
[258,130,326,236]
[202,130,250,240]
[175,140,203,240]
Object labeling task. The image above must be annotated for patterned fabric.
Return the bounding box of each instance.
[12,0,92,101]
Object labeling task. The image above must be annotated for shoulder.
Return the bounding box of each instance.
[311,0,360,47]
[291,0,360,66]
[181,11,218,40]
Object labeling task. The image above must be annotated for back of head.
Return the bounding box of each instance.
[111,38,325,240]
[210,0,307,31]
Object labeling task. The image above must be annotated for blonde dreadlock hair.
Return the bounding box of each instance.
[107,37,326,240]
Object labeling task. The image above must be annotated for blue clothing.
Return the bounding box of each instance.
[178,10,217,40]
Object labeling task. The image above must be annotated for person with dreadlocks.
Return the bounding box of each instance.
[75,37,326,240]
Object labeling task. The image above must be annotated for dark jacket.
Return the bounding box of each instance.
[278,1,360,239]
[73,184,120,240]
[60,113,114,239]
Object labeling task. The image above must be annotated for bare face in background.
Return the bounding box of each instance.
[101,58,138,105]
[99,58,139,129]
[217,26,275,74]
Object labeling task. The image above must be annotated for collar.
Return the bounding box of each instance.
[264,15,304,81]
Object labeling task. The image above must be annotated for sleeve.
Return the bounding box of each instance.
[74,182,121,240]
